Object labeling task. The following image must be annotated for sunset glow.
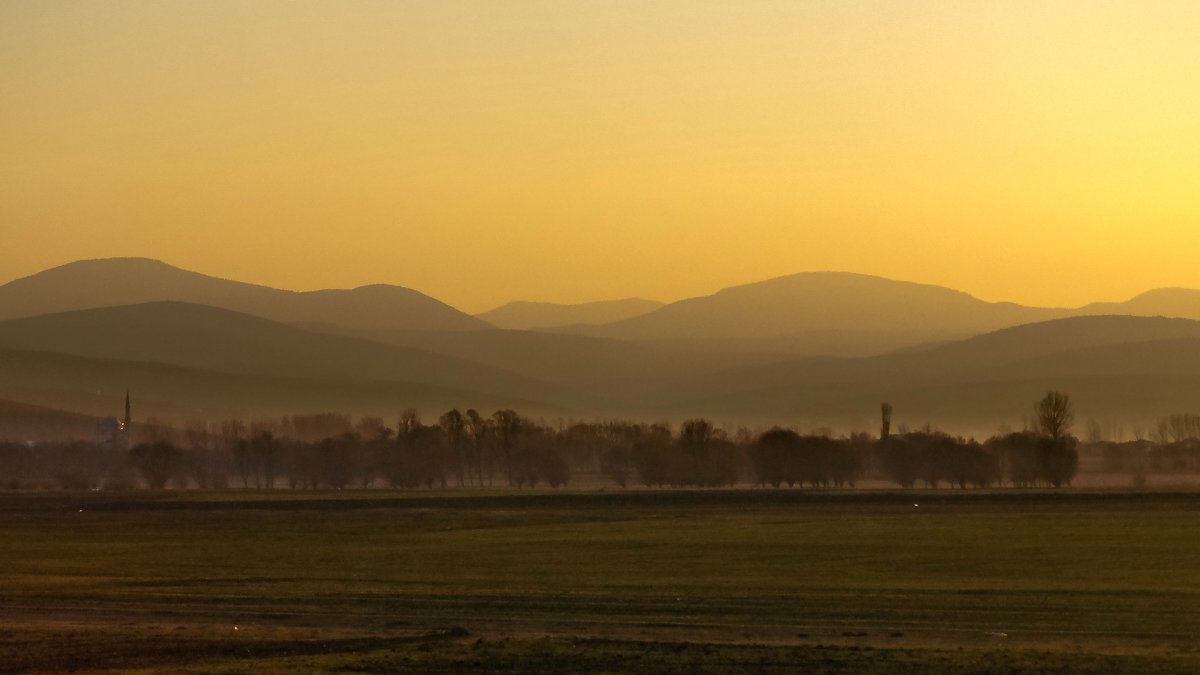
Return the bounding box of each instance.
[3,1,1198,311]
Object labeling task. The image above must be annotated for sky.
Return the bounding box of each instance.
[2,1,1198,313]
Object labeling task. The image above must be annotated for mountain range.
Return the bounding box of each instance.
[0,258,487,333]
[658,316,1200,431]
[560,272,1065,342]
[1,257,1198,437]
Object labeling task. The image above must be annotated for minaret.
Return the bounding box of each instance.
[123,391,131,433]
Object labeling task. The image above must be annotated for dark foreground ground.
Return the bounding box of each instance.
[0,489,1197,673]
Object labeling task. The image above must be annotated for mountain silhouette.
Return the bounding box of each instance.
[0,302,600,412]
[562,272,1066,346]
[4,259,1200,433]
[658,316,1200,432]
[1079,288,1200,320]
[0,258,489,333]
[7,260,1199,359]
[0,347,569,424]
[559,272,1200,356]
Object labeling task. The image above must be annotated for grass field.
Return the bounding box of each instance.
[1,489,1198,673]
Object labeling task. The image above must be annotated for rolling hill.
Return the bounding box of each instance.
[562,272,1066,344]
[656,316,1200,433]
[0,258,489,333]
[558,272,1200,357]
[6,259,1199,362]
[352,316,1200,433]
[477,298,664,330]
[678,372,1200,438]
[1079,288,1200,321]
[664,315,1200,394]
[0,397,103,442]
[0,348,569,425]
[4,259,1200,433]
[2,309,1198,433]
[325,326,804,400]
[0,302,600,412]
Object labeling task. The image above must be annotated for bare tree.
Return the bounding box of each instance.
[398,409,421,438]
[439,409,467,486]
[464,409,489,486]
[491,409,522,486]
[1034,390,1074,439]
[880,403,893,442]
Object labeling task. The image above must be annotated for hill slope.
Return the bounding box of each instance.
[567,272,1066,345]
[657,316,1200,432]
[0,398,102,442]
[672,315,1200,394]
[0,302,597,410]
[0,348,567,424]
[559,272,1200,357]
[331,326,800,399]
[0,258,488,332]
[1080,288,1200,320]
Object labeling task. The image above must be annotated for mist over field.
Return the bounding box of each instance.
[5,1,1200,671]
[3,257,1199,670]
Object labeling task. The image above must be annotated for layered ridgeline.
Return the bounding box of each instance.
[556,271,1200,356]
[1080,288,1200,319]
[655,316,1200,434]
[0,258,488,333]
[0,348,565,424]
[557,272,1066,345]
[0,303,598,421]
[2,258,1199,435]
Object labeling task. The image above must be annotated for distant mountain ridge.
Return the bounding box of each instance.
[0,258,489,333]
[2,305,1200,434]
[656,315,1200,432]
[0,302,599,412]
[0,346,568,424]
[1079,288,1200,320]
[4,260,1199,356]
[561,272,1068,344]
[477,298,664,330]
[662,315,1200,398]
[559,271,1200,352]
[4,258,1200,434]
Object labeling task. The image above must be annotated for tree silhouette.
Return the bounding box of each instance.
[631,424,676,487]
[464,409,489,486]
[439,409,468,486]
[1035,390,1074,440]
[1037,435,1079,487]
[249,431,277,488]
[491,409,522,486]
[597,421,637,488]
[751,427,799,487]
[130,440,177,489]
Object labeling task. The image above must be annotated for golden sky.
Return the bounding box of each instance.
[2,1,1198,312]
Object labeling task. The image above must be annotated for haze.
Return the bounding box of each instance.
[4,1,1199,312]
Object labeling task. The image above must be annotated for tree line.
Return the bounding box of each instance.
[2,391,1191,491]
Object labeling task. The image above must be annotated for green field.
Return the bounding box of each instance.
[1,489,1198,673]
